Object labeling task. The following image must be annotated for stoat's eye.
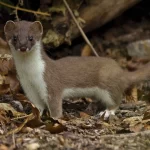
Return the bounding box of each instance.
[13,35,17,42]
[28,36,33,41]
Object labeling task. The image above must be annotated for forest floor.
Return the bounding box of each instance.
[1,1,150,149]
[0,98,150,150]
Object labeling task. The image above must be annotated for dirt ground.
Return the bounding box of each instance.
[0,98,150,150]
[0,1,150,149]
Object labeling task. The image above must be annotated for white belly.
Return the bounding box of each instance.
[62,87,114,106]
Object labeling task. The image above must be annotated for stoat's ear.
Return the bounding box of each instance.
[30,21,43,35]
[4,20,16,34]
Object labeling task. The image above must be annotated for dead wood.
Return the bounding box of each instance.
[42,0,140,47]
[78,0,141,34]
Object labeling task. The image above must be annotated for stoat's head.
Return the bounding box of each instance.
[4,20,43,53]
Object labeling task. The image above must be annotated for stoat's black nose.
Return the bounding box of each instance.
[20,47,27,52]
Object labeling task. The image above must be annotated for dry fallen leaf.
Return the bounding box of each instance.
[5,113,35,136]
[13,94,44,128]
[0,108,10,124]
[0,37,11,55]
[14,93,40,116]
[6,73,20,94]
[95,120,111,129]
[123,115,150,133]
[0,83,10,96]
[79,111,90,118]
[0,144,9,150]
[143,109,150,120]
[80,123,93,129]
[0,103,25,117]
[123,116,143,126]
[81,44,92,56]
[0,57,14,75]
[45,121,67,134]
[0,54,19,95]
[25,143,40,150]
[125,86,138,102]
[21,127,33,133]
[130,122,144,132]
[0,101,40,136]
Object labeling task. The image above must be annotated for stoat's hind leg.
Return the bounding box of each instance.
[95,89,121,119]
[99,108,118,119]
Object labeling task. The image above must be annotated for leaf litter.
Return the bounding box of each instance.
[0,47,150,150]
[0,10,150,150]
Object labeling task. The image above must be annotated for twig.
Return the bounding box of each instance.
[63,0,99,57]
[12,133,16,148]
[4,114,33,137]
[11,114,32,120]
[0,1,50,16]
[15,4,19,21]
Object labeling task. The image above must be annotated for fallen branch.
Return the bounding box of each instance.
[43,0,140,48]
[63,0,99,57]
[0,1,50,17]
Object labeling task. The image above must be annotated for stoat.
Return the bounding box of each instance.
[4,21,150,118]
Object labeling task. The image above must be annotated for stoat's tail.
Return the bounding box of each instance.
[125,62,150,88]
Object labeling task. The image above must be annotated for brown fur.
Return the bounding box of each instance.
[4,20,150,118]
[42,48,150,117]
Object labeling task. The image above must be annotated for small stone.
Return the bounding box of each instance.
[127,40,150,57]
[26,143,40,150]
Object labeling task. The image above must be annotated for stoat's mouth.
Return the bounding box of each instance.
[18,47,29,52]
